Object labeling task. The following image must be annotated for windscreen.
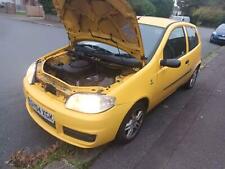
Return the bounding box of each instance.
[77,41,127,55]
[77,24,165,63]
[139,24,165,62]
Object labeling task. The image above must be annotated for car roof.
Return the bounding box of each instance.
[138,16,177,28]
[218,24,225,29]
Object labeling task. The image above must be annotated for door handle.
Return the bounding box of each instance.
[185,60,190,64]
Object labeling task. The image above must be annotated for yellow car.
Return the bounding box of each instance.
[24,0,201,148]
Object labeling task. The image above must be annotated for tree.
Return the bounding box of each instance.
[177,0,225,15]
[129,0,174,17]
[39,0,55,14]
[178,0,208,16]
[177,0,225,26]
[151,0,174,17]
[128,0,156,16]
[193,6,225,26]
[39,0,174,18]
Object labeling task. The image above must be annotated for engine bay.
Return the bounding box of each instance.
[43,49,138,87]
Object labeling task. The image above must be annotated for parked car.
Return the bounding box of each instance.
[24,0,202,148]
[0,2,5,8]
[210,24,225,45]
[170,15,191,23]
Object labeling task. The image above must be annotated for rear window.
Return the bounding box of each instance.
[186,27,199,51]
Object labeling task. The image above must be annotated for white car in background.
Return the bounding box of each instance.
[170,16,191,23]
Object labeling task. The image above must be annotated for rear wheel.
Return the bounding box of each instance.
[184,68,199,89]
[116,102,146,144]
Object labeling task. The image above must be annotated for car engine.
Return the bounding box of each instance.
[43,52,135,87]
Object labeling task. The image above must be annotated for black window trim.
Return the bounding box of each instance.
[185,26,199,52]
[141,21,178,65]
[163,26,187,60]
[139,23,166,62]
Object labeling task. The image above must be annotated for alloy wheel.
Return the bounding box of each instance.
[189,69,198,88]
[124,109,144,140]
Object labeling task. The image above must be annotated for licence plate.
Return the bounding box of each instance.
[28,98,55,124]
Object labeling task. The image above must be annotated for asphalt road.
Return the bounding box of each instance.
[198,27,219,57]
[0,14,221,168]
[0,15,68,168]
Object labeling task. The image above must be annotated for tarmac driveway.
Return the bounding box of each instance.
[0,14,67,168]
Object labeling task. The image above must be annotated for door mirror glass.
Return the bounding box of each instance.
[160,59,181,68]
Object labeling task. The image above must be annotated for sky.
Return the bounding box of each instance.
[174,0,178,6]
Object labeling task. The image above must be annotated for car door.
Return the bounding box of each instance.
[157,26,191,99]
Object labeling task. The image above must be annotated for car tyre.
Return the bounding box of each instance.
[210,35,214,43]
[116,102,147,144]
[184,68,199,89]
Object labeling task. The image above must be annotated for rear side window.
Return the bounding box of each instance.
[164,27,186,59]
[186,27,199,51]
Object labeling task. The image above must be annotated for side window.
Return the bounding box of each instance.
[164,27,186,59]
[186,27,199,51]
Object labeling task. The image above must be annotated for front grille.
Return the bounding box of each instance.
[36,76,71,100]
[63,126,96,143]
[45,83,57,95]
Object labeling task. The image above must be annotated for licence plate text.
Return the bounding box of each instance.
[28,98,55,124]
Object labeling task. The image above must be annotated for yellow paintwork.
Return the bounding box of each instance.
[24,13,201,148]
[138,16,177,28]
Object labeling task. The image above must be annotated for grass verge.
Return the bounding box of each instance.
[16,11,26,16]
[7,142,105,169]
[201,46,223,69]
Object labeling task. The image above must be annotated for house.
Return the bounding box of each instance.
[0,0,38,11]
[0,0,44,16]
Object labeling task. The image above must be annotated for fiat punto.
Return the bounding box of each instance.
[24,0,201,148]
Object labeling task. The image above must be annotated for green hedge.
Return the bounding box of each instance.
[192,7,225,26]
[128,0,156,16]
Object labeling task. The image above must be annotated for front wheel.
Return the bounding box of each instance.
[184,68,199,89]
[116,102,146,144]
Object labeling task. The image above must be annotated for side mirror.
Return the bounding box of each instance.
[160,59,181,68]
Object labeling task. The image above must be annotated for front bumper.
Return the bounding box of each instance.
[23,78,130,148]
[211,35,225,45]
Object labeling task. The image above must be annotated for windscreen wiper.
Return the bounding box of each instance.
[73,44,142,68]
[115,53,133,59]
[76,44,113,55]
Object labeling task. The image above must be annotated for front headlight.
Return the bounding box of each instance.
[65,93,116,114]
[213,31,217,36]
[26,62,37,85]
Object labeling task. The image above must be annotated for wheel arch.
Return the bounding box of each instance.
[135,97,150,112]
[197,63,201,70]
[115,97,150,143]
